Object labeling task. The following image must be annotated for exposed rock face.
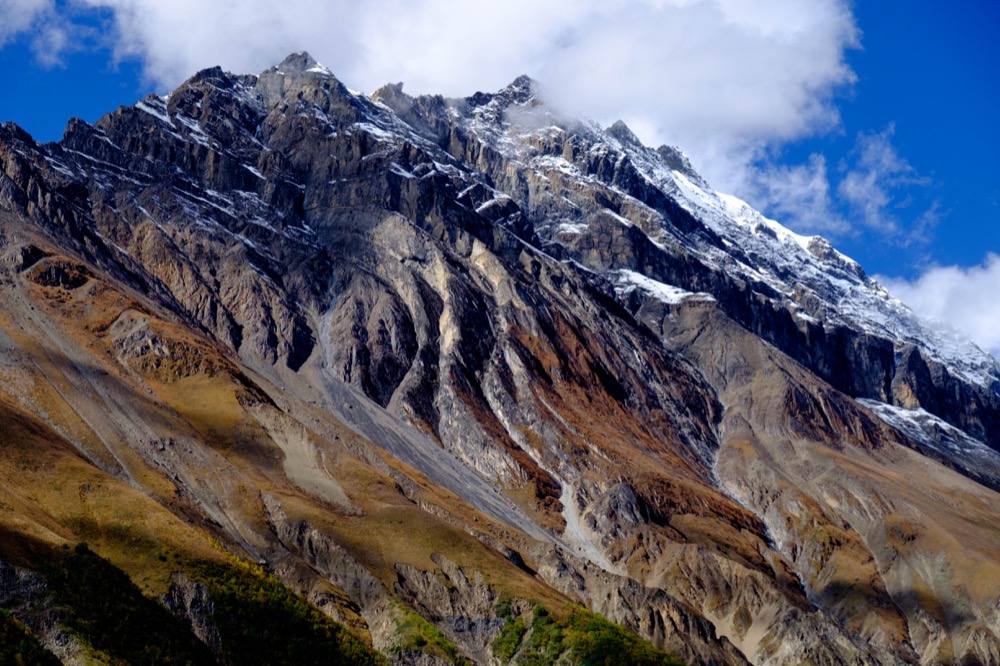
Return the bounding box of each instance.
[162,573,223,657]
[1,51,1000,665]
[262,494,398,649]
[394,555,502,664]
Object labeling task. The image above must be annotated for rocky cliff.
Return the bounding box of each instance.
[1,52,999,665]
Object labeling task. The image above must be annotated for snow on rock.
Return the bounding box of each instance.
[653,160,1000,388]
[134,97,173,126]
[613,270,714,306]
[305,64,333,76]
[858,398,1000,483]
[453,84,1000,443]
[555,222,589,235]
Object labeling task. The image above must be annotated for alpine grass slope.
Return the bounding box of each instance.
[1,51,999,664]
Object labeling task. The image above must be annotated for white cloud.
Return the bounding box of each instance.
[30,14,70,66]
[741,125,937,242]
[880,255,1000,359]
[0,0,91,68]
[74,0,367,85]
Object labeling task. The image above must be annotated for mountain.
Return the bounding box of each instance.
[1,51,1000,664]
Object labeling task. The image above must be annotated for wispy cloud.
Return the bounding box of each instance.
[1,0,97,68]
[837,124,931,237]
[880,255,1000,359]
[29,13,71,66]
[742,124,937,245]
[747,153,849,235]
[0,0,52,46]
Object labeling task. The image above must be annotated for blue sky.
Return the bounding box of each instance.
[1,0,998,352]
[782,1,1000,277]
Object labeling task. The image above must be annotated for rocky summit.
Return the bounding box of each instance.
[1,51,999,665]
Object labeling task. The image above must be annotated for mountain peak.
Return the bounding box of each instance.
[496,74,539,108]
[656,144,707,186]
[505,74,537,96]
[275,50,320,74]
[607,119,642,147]
[259,51,336,85]
[255,51,344,109]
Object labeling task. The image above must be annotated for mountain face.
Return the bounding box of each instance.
[2,51,1000,665]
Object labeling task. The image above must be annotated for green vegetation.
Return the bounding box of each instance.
[0,609,61,666]
[193,557,386,666]
[491,604,528,662]
[390,604,469,665]
[562,607,685,666]
[518,606,564,665]
[491,603,686,666]
[38,543,386,666]
[44,543,215,665]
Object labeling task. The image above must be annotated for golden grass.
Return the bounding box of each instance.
[0,395,222,594]
[275,458,570,611]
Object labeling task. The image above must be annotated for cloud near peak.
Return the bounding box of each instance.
[880,255,1000,359]
[8,0,855,192]
[7,0,988,358]
[16,0,940,257]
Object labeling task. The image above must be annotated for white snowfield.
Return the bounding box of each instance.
[612,269,715,306]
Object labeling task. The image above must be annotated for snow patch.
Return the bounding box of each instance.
[44,156,76,178]
[134,99,172,126]
[613,270,714,305]
[858,399,1000,479]
[242,164,265,179]
[389,162,416,179]
[351,122,396,142]
[555,222,588,235]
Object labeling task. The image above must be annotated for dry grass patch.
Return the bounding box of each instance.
[0,396,222,593]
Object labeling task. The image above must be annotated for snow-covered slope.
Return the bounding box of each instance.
[432,78,1000,457]
[664,171,1000,389]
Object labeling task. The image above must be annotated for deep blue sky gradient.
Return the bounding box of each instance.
[784,1,1000,277]
[0,38,151,143]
